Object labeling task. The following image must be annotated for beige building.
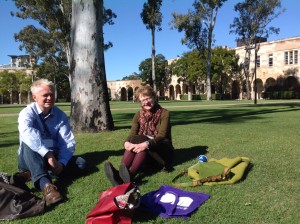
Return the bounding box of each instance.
[0,55,35,75]
[108,36,300,101]
[234,36,300,99]
[107,79,142,101]
[2,36,299,102]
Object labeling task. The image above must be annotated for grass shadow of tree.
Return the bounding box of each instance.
[133,145,208,188]
[53,149,124,205]
[173,145,208,166]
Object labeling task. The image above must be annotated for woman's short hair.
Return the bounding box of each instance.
[135,85,156,100]
[31,79,54,94]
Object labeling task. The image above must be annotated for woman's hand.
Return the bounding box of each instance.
[124,141,148,153]
[131,142,148,153]
[124,141,135,151]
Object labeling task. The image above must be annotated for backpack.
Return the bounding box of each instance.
[0,172,45,220]
[172,157,250,187]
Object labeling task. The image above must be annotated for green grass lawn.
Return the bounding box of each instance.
[0,100,299,223]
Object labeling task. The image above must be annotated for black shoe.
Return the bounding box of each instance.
[14,171,31,182]
[9,171,31,191]
[161,164,174,173]
[119,163,131,183]
[104,161,123,186]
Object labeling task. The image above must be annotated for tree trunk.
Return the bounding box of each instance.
[246,50,251,100]
[27,90,31,104]
[253,49,258,104]
[205,4,219,101]
[70,0,114,132]
[151,27,157,94]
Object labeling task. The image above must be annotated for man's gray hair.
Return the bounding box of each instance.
[31,79,54,94]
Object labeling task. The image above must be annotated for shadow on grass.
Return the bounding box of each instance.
[112,103,300,129]
[133,210,159,223]
[171,104,300,126]
[133,148,254,223]
[173,145,208,166]
[0,141,19,149]
[53,149,124,206]
[0,131,19,148]
[132,145,208,187]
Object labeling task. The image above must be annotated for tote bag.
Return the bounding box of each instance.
[86,182,140,224]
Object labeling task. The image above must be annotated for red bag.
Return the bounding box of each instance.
[86,183,140,224]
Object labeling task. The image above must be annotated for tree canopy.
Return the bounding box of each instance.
[12,0,116,85]
[230,0,283,42]
[139,53,168,88]
[122,72,141,81]
[230,0,284,101]
[171,0,227,100]
[11,0,115,131]
[211,47,240,94]
[170,50,206,85]
[0,70,31,104]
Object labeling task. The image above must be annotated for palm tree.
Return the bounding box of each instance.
[140,0,162,94]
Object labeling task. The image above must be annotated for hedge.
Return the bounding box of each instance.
[262,91,300,99]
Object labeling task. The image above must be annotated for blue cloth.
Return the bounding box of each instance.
[18,102,75,166]
[139,184,210,219]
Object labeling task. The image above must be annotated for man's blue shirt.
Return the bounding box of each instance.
[18,102,76,166]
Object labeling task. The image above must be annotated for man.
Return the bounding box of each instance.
[18,79,86,206]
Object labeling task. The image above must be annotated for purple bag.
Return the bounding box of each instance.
[139,184,210,218]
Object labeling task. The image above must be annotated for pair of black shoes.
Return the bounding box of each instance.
[104,161,131,186]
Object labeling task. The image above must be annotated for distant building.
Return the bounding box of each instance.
[108,36,300,101]
[107,79,142,101]
[234,36,300,99]
[0,55,35,75]
[236,37,267,47]
[2,36,300,103]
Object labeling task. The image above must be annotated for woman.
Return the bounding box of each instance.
[104,85,174,186]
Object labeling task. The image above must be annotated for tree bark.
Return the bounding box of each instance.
[151,27,157,93]
[70,0,114,132]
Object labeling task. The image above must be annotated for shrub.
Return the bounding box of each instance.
[215,93,231,100]
[158,96,169,101]
[262,91,300,99]
[180,94,201,100]
[200,94,216,100]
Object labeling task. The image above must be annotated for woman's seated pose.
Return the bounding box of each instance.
[104,85,174,186]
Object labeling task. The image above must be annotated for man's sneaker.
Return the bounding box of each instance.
[104,161,123,186]
[42,183,63,206]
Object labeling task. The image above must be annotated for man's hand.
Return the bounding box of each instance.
[45,152,64,175]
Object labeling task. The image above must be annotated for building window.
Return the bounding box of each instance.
[269,54,273,67]
[284,50,298,65]
[289,51,293,64]
[256,55,260,67]
[285,52,288,65]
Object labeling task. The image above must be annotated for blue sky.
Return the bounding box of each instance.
[0,0,299,81]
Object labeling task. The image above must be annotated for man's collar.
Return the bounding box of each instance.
[35,102,53,118]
